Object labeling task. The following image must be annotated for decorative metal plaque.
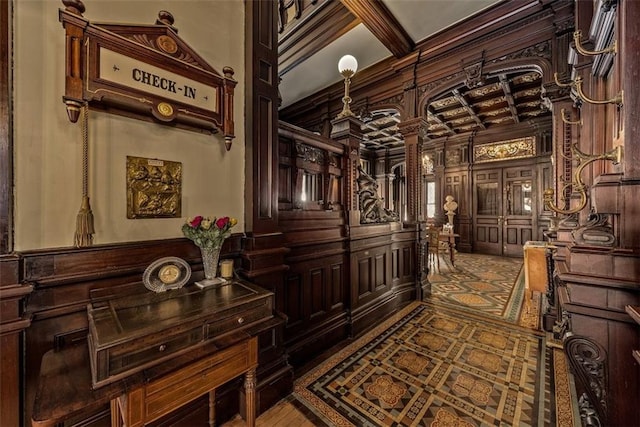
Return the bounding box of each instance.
[473,137,536,163]
[126,156,182,218]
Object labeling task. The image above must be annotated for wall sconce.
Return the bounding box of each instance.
[336,54,358,119]
[422,154,434,175]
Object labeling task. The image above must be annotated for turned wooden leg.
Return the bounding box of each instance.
[244,368,256,427]
[110,399,124,427]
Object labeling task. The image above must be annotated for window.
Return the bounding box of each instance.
[426,181,436,218]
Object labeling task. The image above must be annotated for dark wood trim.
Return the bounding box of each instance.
[278,1,358,75]
[339,0,413,58]
[245,0,280,234]
[0,0,11,254]
[1,254,31,427]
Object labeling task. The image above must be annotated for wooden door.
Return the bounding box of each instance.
[502,167,535,256]
[473,169,503,255]
[473,166,535,256]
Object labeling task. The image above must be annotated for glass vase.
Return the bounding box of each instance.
[200,246,221,279]
[200,246,221,282]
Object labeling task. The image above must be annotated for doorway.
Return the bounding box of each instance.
[473,166,536,256]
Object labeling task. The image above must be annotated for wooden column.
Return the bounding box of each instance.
[397,118,427,224]
[245,0,279,234]
[330,115,364,226]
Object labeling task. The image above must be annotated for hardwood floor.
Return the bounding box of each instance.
[222,398,316,427]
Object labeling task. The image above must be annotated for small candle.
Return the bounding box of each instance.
[219,259,234,278]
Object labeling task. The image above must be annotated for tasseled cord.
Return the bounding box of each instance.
[74,103,95,247]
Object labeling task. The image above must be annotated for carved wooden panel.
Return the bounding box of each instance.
[59,5,237,146]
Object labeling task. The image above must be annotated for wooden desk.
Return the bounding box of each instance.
[32,334,257,427]
[439,232,459,266]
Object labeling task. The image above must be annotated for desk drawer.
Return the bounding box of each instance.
[204,302,272,339]
[104,326,203,378]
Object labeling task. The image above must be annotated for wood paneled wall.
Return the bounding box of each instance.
[276,122,419,365]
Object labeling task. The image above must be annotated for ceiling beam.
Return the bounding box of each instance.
[426,108,456,136]
[279,1,359,76]
[340,0,414,58]
[451,89,485,130]
[499,74,520,123]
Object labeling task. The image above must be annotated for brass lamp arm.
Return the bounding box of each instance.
[544,144,622,215]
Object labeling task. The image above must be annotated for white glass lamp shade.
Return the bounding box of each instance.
[338,55,358,77]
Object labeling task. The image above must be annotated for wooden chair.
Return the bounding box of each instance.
[426,227,446,272]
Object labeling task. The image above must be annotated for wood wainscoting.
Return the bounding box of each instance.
[18,236,291,426]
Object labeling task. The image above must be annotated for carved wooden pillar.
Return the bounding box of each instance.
[331,115,363,226]
[398,118,427,224]
[242,0,292,415]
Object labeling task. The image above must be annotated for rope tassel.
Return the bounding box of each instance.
[74,104,95,247]
[74,196,95,247]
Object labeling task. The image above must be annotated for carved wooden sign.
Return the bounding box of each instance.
[59,1,237,149]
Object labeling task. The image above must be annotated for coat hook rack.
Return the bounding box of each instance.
[561,108,582,125]
[544,144,622,215]
[573,30,617,56]
[574,76,623,106]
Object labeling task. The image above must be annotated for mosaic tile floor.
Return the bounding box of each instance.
[292,254,575,426]
[427,253,526,324]
[294,301,551,426]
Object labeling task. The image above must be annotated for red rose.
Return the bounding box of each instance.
[189,216,203,227]
[216,216,229,229]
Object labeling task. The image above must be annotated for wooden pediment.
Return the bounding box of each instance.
[59,1,236,149]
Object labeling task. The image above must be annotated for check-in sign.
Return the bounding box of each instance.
[99,48,219,113]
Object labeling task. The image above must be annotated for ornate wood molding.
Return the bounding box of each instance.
[340,0,413,58]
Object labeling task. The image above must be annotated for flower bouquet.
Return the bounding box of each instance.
[182,215,237,287]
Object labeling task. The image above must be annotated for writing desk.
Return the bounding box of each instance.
[32,333,257,427]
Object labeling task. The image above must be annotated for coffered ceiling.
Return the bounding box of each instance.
[278,0,551,151]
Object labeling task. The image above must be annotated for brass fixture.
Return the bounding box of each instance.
[561,108,582,125]
[553,74,623,106]
[544,144,622,215]
[336,55,358,119]
[573,30,617,56]
[554,72,573,88]
[574,76,623,106]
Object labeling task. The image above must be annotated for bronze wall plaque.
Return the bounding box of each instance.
[126,156,182,218]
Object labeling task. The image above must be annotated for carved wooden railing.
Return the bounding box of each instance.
[564,335,608,427]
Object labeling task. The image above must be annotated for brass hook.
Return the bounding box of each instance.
[554,72,574,88]
[544,144,622,215]
[573,30,617,56]
[561,108,582,126]
[574,76,623,106]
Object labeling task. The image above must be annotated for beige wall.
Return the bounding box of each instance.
[13,1,245,251]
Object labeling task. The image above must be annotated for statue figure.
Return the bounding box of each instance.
[357,166,399,224]
[443,195,458,230]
